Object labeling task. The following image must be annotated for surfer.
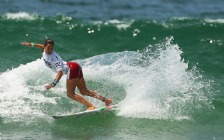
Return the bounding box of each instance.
[21,39,112,110]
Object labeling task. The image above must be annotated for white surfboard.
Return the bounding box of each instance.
[52,105,118,119]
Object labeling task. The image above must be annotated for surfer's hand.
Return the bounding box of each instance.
[20,42,33,47]
[20,42,35,47]
[45,84,53,90]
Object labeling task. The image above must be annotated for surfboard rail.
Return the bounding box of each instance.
[52,104,118,119]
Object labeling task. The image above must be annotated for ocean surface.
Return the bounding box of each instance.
[0,0,224,140]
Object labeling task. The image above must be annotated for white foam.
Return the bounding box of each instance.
[204,18,224,23]
[0,59,57,123]
[80,37,213,120]
[104,19,134,30]
[3,12,37,20]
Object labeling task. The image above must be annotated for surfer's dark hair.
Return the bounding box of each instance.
[42,39,54,52]
[44,39,54,46]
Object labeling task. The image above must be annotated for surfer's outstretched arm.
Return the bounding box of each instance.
[20,42,44,49]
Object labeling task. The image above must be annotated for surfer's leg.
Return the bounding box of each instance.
[77,77,112,106]
[66,78,95,110]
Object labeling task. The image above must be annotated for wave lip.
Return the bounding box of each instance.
[3,12,37,20]
[204,18,224,23]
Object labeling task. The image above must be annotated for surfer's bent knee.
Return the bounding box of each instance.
[67,92,74,98]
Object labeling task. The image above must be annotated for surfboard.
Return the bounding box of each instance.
[52,105,118,119]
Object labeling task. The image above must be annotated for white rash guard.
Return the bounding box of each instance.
[42,51,69,74]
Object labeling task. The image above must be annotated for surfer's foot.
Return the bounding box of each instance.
[105,98,112,106]
[86,106,95,111]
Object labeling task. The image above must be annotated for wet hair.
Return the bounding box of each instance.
[42,39,54,52]
[44,39,54,46]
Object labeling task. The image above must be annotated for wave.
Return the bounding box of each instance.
[80,37,214,120]
[0,35,214,124]
[2,12,224,24]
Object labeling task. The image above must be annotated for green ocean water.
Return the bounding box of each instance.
[0,13,224,140]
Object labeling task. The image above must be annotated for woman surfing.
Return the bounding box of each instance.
[21,39,112,110]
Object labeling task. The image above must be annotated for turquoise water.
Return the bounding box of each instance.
[0,0,224,140]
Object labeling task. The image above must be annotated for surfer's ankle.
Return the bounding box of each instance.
[105,98,112,106]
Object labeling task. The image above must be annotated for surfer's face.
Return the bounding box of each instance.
[44,44,54,54]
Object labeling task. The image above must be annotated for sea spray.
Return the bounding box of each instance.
[116,37,213,120]
[79,37,214,120]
